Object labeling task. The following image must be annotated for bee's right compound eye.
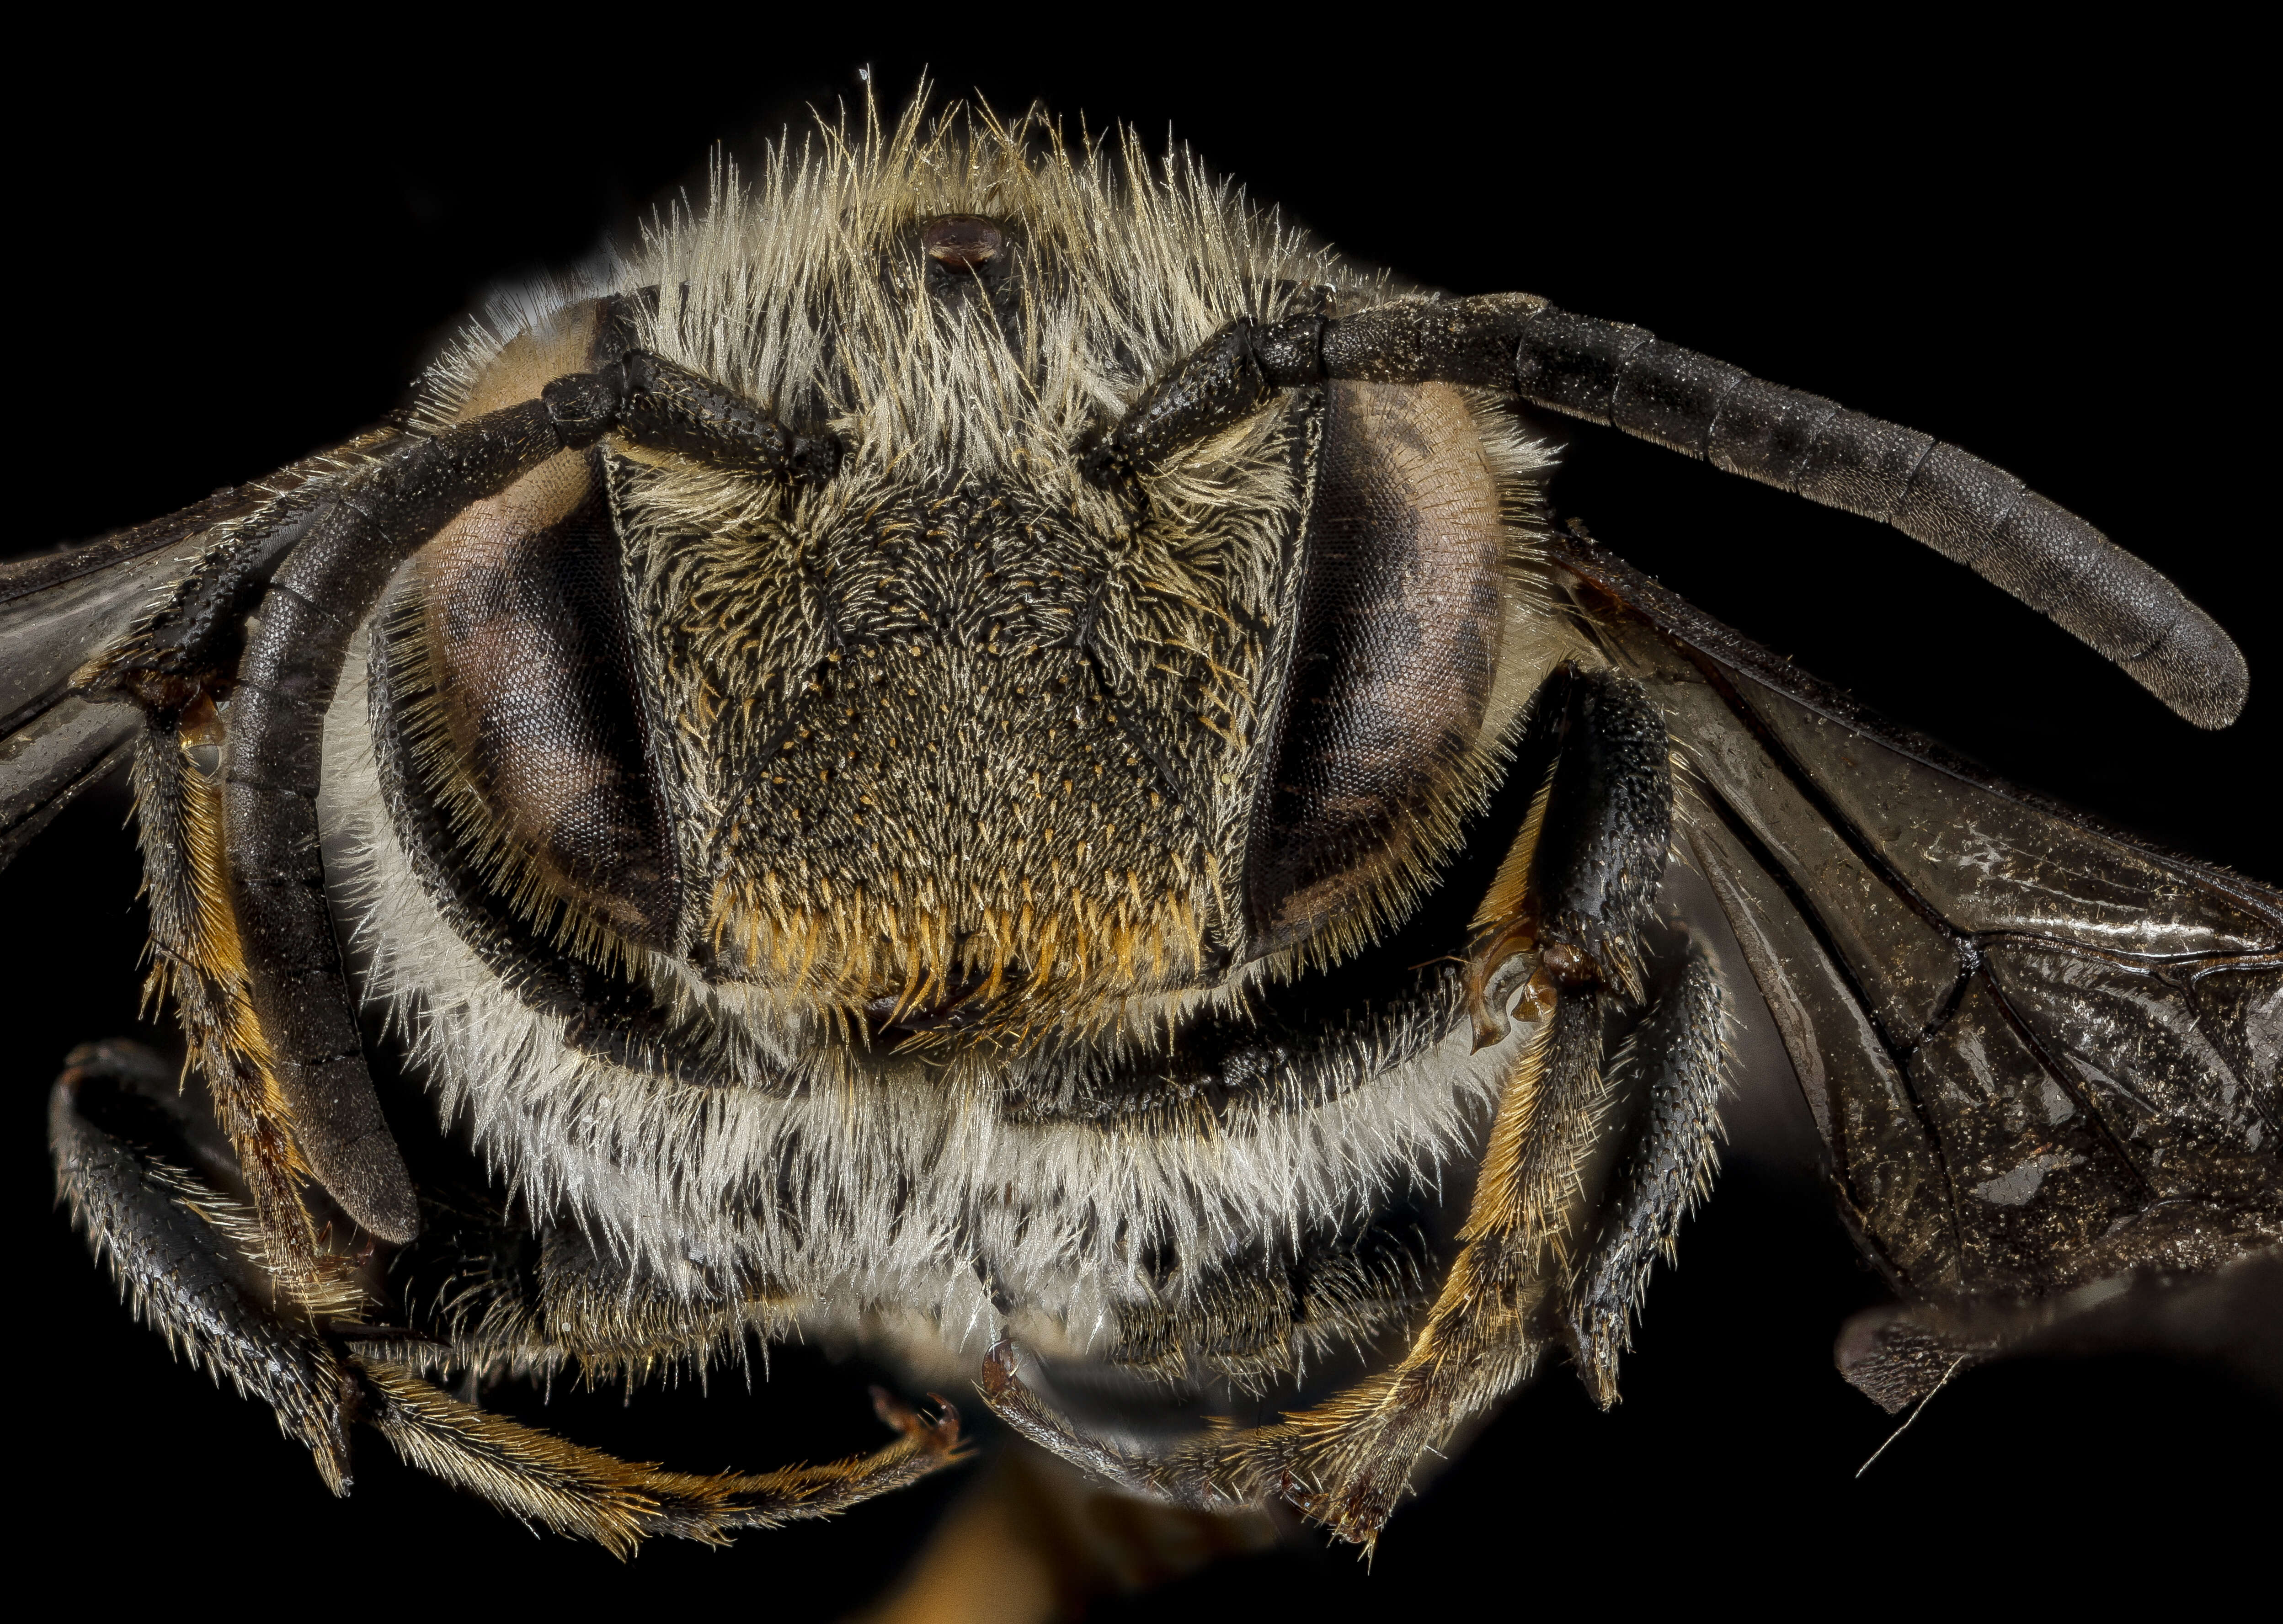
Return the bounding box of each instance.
[375,447,684,956]
[1243,380,1509,958]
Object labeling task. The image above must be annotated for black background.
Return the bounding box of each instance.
[7,20,2275,1616]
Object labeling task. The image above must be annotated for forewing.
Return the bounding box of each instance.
[0,427,401,865]
[1549,532,2282,1304]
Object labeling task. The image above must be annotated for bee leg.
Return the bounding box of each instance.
[213,357,830,1247]
[374,1184,775,1395]
[983,665,1679,1546]
[980,983,1611,1540]
[1093,1210,1435,1389]
[1556,940,1729,1408]
[1520,664,1673,999]
[49,1040,357,1491]
[49,1039,963,1549]
[352,1363,965,1556]
[128,706,366,1313]
[341,1199,965,1549]
[1465,661,1672,1039]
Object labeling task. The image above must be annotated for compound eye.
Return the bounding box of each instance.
[1245,381,1507,956]
[381,449,683,952]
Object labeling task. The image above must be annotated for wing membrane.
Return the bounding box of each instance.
[0,427,402,865]
[1549,532,2283,1304]
[1,510,227,861]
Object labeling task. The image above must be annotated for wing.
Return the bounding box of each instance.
[1547,530,2282,1322]
[0,426,403,865]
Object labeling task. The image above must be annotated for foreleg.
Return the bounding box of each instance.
[983,665,1675,1545]
[984,981,1608,1528]
[1558,941,1729,1407]
[77,347,835,1251]
[125,704,365,1313]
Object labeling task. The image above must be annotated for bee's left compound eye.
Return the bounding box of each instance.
[1243,381,1509,957]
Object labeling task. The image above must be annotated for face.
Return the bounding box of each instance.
[376,120,1562,1072]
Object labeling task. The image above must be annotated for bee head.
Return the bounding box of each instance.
[384,97,1559,1052]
